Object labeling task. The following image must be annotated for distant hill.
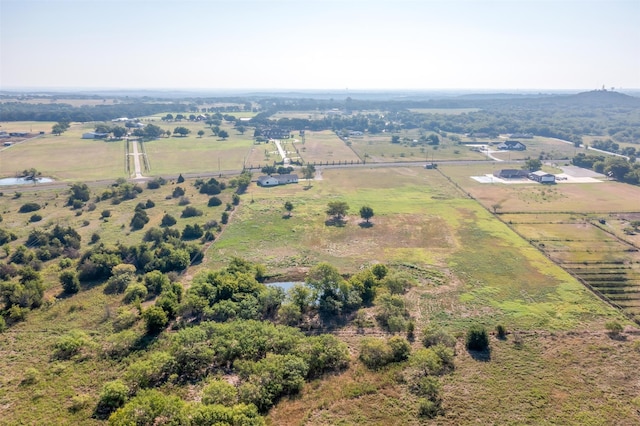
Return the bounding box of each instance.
[533,90,640,107]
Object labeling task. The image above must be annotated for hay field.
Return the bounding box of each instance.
[0,123,124,181]
[297,130,360,164]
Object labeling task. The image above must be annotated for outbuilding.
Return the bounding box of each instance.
[82,132,109,139]
[528,170,556,183]
[257,176,280,186]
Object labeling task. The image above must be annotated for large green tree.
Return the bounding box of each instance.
[326,201,349,221]
[359,206,374,223]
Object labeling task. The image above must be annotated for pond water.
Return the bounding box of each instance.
[267,281,302,292]
[0,177,54,186]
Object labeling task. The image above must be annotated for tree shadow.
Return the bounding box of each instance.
[358,221,373,228]
[281,214,292,220]
[607,332,627,341]
[468,348,491,362]
[303,185,313,191]
[325,217,347,227]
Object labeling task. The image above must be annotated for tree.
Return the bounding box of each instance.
[197,129,205,138]
[301,165,316,188]
[523,158,542,172]
[359,205,374,223]
[218,130,229,140]
[52,123,66,135]
[143,306,169,333]
[391,135,400,144]
[112,126,126,139]
[59,270,80,294]
[236,125,246,134]
[465,325,489,351]
[326,201,349,221]
[284,201,294,217]
[173,126,190,137]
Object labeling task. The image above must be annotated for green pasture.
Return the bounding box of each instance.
[348,131,486,163]
[0,124,125,181]
[211,167,619,330]
[0,120,58,133]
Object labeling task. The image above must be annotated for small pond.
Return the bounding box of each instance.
[0,177,54,186]
[267,281,303,292]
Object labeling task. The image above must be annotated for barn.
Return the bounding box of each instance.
[528,171,556,183]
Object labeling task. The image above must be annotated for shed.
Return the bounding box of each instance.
[82,132,109,139]
[528,170,556,183]
[493,169,529,179]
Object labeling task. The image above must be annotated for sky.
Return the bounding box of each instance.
[1,0,639,91]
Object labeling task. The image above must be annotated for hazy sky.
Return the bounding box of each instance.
[1,0,639,90]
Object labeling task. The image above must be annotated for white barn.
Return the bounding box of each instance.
[528,171,556,183]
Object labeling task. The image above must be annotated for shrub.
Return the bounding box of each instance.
[605,321,623,336]
[172,186,185,198]
[69,394,91,413]
[388,335,411,362]
[359,337,392,370]
[181,206,203,218]
[221,211,229,224]
[145,199,155,208]
[422,328,456,349]
[202,379,238,405]
[124,351,176,391]
[182,224,204,240]
[465,325,489,351]
[161,213,177,227]
[19,202,41,213]
[22,367,39,385]
[143,306,169,333]
[90,233,100,244]
[53,330,90,360]
[97,380,129,415]
[208,196,222,207]
[418,398,442,418]
[496,324,507,339]
[123,283,148,303]
[113,308,139,331]
[101,209,111,219]
[178,196,191,206]
[60,270,80,294]
[29,214,42,222]
[0,316,6,333]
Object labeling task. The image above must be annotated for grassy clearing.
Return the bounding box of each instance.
[1,124,125,181]
[348,132,484,163]
[298,131,360,164]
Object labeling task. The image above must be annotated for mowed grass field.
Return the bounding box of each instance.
[1,123,125,181]
[348,131,485,163]
[298,130,361,164]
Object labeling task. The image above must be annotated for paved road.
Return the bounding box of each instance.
[130,139,144,179]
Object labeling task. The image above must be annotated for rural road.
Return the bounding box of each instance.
[130,139,144,179]
[3,158,522,193]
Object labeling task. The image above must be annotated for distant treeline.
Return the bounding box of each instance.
[0,102,188,122]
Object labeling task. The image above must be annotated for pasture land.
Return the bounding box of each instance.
[297,130,361,164]
[211,166,619,330]
[269,331,640,425]
[441,163,638,213]
[348,131,484,163]
[0,120,58,133]
[0,123,125,181]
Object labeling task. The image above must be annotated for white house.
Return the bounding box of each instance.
[257,176,280,186]
[257,174,299,187]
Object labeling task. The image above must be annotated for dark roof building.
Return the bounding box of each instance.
[493,169,529,179]
[497,140,527,151]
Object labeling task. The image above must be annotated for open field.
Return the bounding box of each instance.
[348,131,485,163]
[0,165,637,425]
[297,130,361,164]
[440,163,639,213]
[212,167,620,330]
[0,123,125,181]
